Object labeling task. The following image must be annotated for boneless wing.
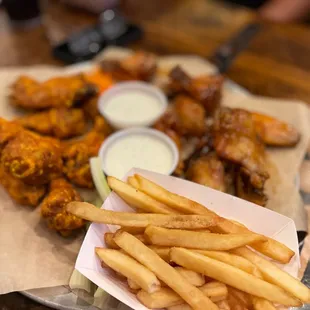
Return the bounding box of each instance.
[14,108,87,139]
[10,74,97,110]
[41,178,85,236]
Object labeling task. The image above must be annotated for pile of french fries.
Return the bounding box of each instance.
[66,174,310,310]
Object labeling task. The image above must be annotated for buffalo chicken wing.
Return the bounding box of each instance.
[14,108,87,139]
[101,51,157,81]
[10,75,97,110]
[0,118,63,185]
[62,116,111,188]
[40,178,84,236]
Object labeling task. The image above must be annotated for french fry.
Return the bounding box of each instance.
[216,300,231,310]
[194,250,258,276]
[127,175,140,189]
[127,278,140,290]
[167,304,192,310]
[95,248,160,293]
[175,267,205,287]
[145,226,266,250]
[113,231,219,310]
[227,292,244,310]
[119,226,145,234]
[66,202,217,229]
[232,247,310,302]
[134,174,294,263]
[251,296,276,310]
[170,248,301,307]
[148,245,171,262]
[108,177,179,214]
[104,233,120,249]
[228,287,252,308]
[137,281,227,308]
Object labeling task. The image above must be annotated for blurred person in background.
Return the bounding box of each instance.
[63,0,310,23]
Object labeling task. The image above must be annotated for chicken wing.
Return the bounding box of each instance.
[100,51,157,81]
[14,108,87,139]
[82,96,100,120]
[173,95,206,137]
[0,166,46,206]
[10,74,97,110]
[186,153,227,192]
[169,66,224,114]
[0,118,63,185]
[251,112,300,147]
[62,116,111,188]
[213,108,269,190]
[40,178,85,236]
[236,169,267,206]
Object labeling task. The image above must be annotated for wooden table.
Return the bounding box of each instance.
[0,0,310,309]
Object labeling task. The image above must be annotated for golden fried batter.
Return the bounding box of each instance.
[14,108,87,139]
[10,74,97,110]
[40,178,84,236]
[101,51,157,81]
[169,66,224,114]
[213,108,269,190]
[251,112,300,147]
[0,119,63,185]
[62,116,111,188]
[82,96,100,120]
[174,95,206,137]
[187,153,227,192]
[0,166,46,206]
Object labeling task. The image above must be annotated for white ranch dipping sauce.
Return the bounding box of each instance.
[104,91,162,125]
[98,82,167,129]
[100,129,178,179]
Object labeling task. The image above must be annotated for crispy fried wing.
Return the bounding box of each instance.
[236,169,267,206]
[213,108,269,189]
[40,178,84,236]
[10,75,97,110]
[251,112,300,147]
[62,116,111,188]
[101,51,157,81]
[0,166,46,206]
[0,119,63,185]
[14,108,87,139]
[173,95,206,137]
[82,96,100,120]
[186,153,226,192]
[169,66,223,114]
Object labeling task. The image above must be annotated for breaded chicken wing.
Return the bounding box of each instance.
[40,178,84,236]
[82,96,100,120]
[14,108,87,139]
[62,116,111,188]
[10,74,97,110]
[0,118,63,185]
[101,51,157,81]
[0,166,46,206]
[213,108,269,190]
[187,153,226,192]
[169,66,224,114]
[251,112,300,147]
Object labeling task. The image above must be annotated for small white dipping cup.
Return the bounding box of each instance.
[98,127,179,178]
[98,81,168,129]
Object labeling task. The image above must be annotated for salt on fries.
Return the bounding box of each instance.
[66,175,309,310]
[130,174,294,263]
[66,201,217,229]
